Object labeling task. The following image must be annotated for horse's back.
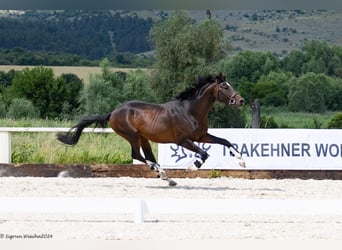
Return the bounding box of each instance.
[109,100,184,143]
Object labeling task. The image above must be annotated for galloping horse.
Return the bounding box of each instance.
[57,73,245,186]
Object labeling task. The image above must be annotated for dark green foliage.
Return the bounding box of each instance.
[260,115,279,128]
[288,73,329,113]
[8,67,55,118]
[122,70,156,103]
[281,40,342,77]
[0,69,15,88]
[325,77,342,111]
[0,95,6,118]
[7,67,83,119]
[221,50,279,83]
[280,50,306,76]
[254,72,294,107]
[237,78,257,104]
[0,48,98,66]
[327,113,342,128]
[6,98,40,119]
[78,59,126,115]
[58,73,84,116]
[0,10,153,60]
[208,103,246,128]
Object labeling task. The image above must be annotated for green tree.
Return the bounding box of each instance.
[281,41,342,77]
[6,98,40,119]
[58,73,84,114]
[288,73,329,113]
[281,49,306,76]
[324,77,342,111]
[122,70,155,102]
[8,66,83,119]
[222,50,279,83]
[254,71,294,107]
[78,59,125,115]
[9,66,54,118]
[302,40,333,72]
[46,76,69,118]
[329,45,342,77]
[237,77,257,104]
[208,103,246,128]
[149,11,229,102]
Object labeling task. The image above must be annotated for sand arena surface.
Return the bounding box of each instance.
[0,177,341,240]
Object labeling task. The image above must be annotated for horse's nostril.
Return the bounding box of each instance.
[240,99,245,105]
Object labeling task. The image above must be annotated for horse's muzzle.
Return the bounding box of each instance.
[230,95,244,107]
[239,98,245,107]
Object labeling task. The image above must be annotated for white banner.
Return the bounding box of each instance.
[158,129,342,170]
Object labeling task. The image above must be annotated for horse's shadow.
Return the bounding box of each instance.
[145,185,285,192]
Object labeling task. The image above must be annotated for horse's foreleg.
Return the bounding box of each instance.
[228,146,246,168]
[199,133,246,168]
[179,139,209,171]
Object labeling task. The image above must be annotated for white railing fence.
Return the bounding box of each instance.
[0,197,341,223]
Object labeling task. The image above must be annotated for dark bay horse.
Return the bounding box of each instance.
[57,74,245,186]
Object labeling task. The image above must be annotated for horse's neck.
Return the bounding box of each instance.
[187,85,216,120]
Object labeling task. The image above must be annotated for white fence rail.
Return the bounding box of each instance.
[0,127,113,164]
[0,197,341,223]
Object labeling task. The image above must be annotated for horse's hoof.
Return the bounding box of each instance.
[186,164,198,172]
[169,180,177,186]
[239,160,246,168]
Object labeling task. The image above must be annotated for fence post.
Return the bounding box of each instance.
[251,99,261,128]
[134,199,145,223]
[0,132,11,163]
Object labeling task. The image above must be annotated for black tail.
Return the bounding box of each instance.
[57,112,111,146]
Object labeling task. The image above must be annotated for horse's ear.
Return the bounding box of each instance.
[216,72,224,83]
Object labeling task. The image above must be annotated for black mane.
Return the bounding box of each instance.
[175,75,218,101]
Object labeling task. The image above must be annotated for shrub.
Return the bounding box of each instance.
[208,103,246,128]
[288,73,329,113]
[260,115,279,128]
[208,169,221,178]
[78,59,125,115]
[327,113,342,128]
[6,98,40,119]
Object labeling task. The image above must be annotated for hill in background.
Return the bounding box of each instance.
[0,10,341,61]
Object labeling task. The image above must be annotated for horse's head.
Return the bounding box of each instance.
[214,74,244,107]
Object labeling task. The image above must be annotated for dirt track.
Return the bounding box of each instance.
[0,177,342,240]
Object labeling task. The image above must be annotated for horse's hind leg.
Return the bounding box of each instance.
[130,137,177,186]
[140,137,177,187]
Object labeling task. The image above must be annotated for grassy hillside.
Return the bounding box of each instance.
[135,10,342,56]
[0,10,341,58]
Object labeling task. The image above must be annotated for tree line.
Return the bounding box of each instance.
[0,10,153,61]
[0,11,341,128]
[222,40,342,113]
